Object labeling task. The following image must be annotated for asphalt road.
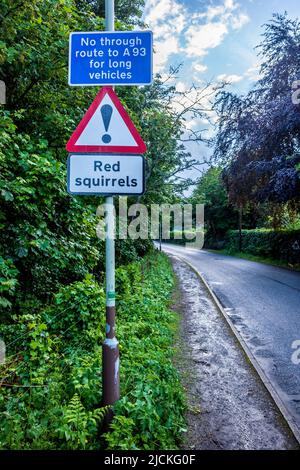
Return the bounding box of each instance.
[162,244,300,436]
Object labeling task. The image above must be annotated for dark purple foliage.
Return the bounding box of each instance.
[214,13,300,206]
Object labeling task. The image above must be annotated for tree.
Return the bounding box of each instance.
[191,167,238,245]
[0,0,217,312]
[75,0,145,25]
[213,13,300,226]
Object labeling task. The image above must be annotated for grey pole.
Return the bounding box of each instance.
[102,0,120,417]
[105,0,114,31]
[159,214,162,251]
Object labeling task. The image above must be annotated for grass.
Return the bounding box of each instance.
[208,249,300,272]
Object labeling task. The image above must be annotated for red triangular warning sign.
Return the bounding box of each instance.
[66,87,147,154]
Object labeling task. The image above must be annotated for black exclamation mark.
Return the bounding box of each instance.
[101,104,113,144]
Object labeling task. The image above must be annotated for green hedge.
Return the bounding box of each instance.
[225,229,300,264]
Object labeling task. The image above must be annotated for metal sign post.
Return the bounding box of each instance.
[102,0,120,414]
[67,0,150,426]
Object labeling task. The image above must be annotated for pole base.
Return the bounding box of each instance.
[102,336,120,406]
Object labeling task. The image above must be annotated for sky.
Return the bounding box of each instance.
[142,0,300,192]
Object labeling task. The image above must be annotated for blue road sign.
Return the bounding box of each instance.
[68,31,153,86]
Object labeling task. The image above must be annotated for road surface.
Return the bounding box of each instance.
[162,243,300,438]
[172,257,298,449]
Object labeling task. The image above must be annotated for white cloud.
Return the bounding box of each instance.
[154,35,181,71]
[185,22,228,58]
[184,0,250,59]
[194,63,208,73]
[217,73,243,83]
[143,0,250,73]
[143,0,252,193]
[143,0,186,72]
[144,0,181,26]
[201,0,238,21]
[176,81,187,93]
[244,63,261,82]
[231,12,250,30]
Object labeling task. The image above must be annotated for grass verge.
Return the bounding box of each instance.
[0,251,186,450]
[208,249,300,271]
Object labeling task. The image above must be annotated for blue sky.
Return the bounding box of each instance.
[142,0,300,190]
[143,0,300,92]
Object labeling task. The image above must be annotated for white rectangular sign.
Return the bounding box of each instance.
[67,154,145,195]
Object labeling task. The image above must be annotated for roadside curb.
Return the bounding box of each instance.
[169,252,300,445]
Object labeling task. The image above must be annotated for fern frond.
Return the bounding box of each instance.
[91,405,111,423]
[65,393,86,424]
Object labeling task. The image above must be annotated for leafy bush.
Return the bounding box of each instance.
[225,229,300,264]
[0,111,102,301]
[0,0,189,451]
[0,252,186,450]
[107,254,186,450]
[0,256,19,314]
[45,276,106,339]
[57,394,109,450]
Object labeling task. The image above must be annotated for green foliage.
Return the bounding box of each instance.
[115,237,154,265]
[57,393,109,449]
[225,229,300,265]
[76,0,146,25]
[0,111,103,301]
[191,167,238,243]
[0,0,188,451]
[106,253,186,450]
[106,364,186,450]
[46,276,106,339]
[0,256,18,313]
[0,0,192,315]
[0,107,153,313]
